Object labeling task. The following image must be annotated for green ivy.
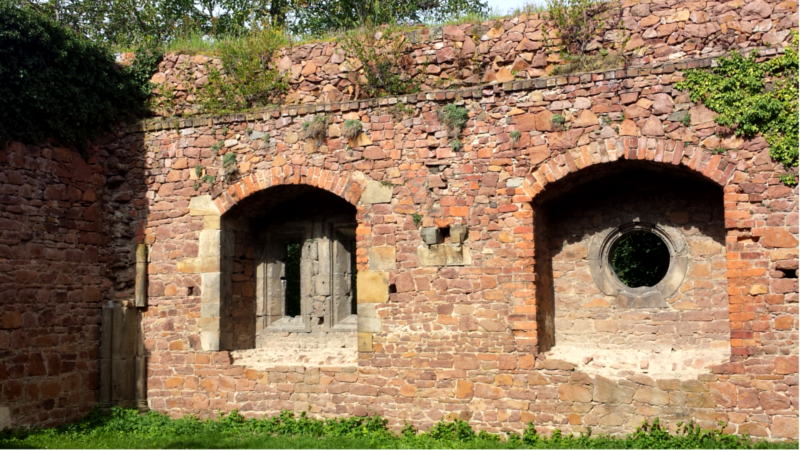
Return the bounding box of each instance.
[0,2,157,152]
[676,35,798,184]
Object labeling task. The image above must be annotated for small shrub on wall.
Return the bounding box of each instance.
[0,2,156,152]
[200,26,288,113]
[341,25,421,98]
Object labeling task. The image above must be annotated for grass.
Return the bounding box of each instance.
[551,51,625,76]
[0,408,796,450]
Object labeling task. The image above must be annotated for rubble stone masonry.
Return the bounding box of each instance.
[1,0,798,440]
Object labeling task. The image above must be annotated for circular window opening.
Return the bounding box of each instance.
[610,232,670,288]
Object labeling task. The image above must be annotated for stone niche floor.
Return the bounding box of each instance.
[231,331,358,369]
[545,343,731,380]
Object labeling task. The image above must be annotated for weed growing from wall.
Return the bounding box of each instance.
[542,0,616,55]
[343,119,363,140]
[302,116,329,145]
[438,104,469,138]
[200,26,288,113]
[341,25,422,98]
[676,34,799,185]
[222,152,237,183]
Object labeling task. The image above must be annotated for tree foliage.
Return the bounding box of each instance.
[13,0,488,46]
[611,232,670,288]
[295,0,487,37]
[0,0,156,150]
[676,35,799,185]
[11,0,293,46]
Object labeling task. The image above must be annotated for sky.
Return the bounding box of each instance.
[486,0,545,14]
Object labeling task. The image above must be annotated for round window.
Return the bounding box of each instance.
[610,232,670,288]
[588,222,689,308]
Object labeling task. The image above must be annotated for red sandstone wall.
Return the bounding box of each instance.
[0,143,107,427]
[124,0,798,117]
[102,49,799,438]
[1,0,797,436]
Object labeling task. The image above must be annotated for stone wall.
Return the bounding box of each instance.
[1,0,797,437]
[0,142,107,427]
[120,0,798,117]
[101,46,799,439]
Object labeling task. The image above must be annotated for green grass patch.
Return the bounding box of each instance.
[0,408,796,449]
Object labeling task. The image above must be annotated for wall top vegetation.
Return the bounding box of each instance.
[118,0,798,118]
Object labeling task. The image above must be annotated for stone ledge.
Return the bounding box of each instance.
[124,48,785,134]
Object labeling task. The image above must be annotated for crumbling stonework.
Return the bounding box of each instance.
[1,0,797,439]
[119,0,798,116]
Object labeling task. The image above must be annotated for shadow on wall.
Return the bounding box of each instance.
[533,161,728,376]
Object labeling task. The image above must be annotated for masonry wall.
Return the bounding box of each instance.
[102,45,798,439]
[1,0,798,437]
[0,142,106,427]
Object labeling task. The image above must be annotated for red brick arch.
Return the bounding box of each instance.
[522,137,735,198]
[213,165,368,216]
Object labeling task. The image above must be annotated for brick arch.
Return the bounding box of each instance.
[522,137,736,198]
[213,165,368,216]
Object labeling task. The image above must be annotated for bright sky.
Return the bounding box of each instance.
[486,0,546,14]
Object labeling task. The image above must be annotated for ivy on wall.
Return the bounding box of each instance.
[676,34,799,185]
[0,2,158,152]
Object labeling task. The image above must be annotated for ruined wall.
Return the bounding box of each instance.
[0,143,106,427]
[119,0,799,117]
[100,41,799,439]
[1,0,797,437]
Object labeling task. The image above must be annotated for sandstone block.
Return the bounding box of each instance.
[537,359,576,371]
[361,180,393,204]
[771,416,799,438]
[633,386,669,405]
[357,333,373,352]
[558,384,592,402]
[368,246,396,270]
[761,228,798,248]
[594,375,635,403]
[357,271,389,303]
[475,383,504,399]
[456,380,474,399]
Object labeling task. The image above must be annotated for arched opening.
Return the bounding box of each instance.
[533,161,730,376]
[218,184,358,366]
